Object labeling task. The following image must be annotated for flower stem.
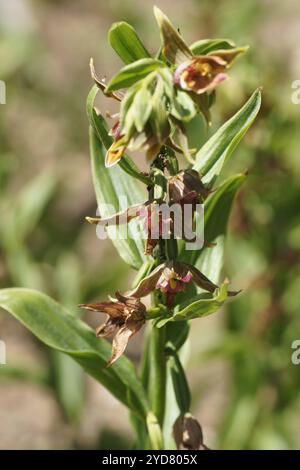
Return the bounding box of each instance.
[148,322,166,427]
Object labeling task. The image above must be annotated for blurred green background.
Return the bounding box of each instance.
[0,0,300,449]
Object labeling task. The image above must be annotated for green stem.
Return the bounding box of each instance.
[149,322,167,427]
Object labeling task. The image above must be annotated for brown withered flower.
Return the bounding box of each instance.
[129,261,239,307]
[168,169,210,204]
[168,170,210,245]
[129,261,220,307]
[80,292,145,366]
[173,414,209,450]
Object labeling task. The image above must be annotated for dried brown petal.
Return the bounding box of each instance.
[85,203,145,227]
[188,264,219,293]
[96,319,118,338]
[129,264,165,298]
[108,319,143,366]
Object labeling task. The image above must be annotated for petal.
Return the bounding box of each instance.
[107,320,143,366]
[146,143,162,162]
[128,132,149,151]
[128,264,165,298]
[105,146,126,167]
[199,54,227,67]
[195,72,228,94]
[187,264,219,293]
[79,301,124,317]
[210,46,249,67]
[96,319,118,338]
[90,58,123,101]
[153,7,193,65]
[85,203,145,227]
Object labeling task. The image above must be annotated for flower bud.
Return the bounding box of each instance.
[173,413,209,450]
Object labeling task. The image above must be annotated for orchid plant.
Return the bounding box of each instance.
[0,7,261,450]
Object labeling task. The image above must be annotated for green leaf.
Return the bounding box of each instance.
[190,38,238,55]
[204,174,247,245]
[108,22,150,64]
[182,174,246,278]
[196,173,246,282]
[53,253,84,422]
[106,59,165,92]
[120,85,138,130]
[51,352,84,422]
[193,89,261,184]
[165,321,190,351]
[89,126,147,269]
[158,283,228,324]
[146,411,164,450]
[132,86,152,132]
[163,341,190,449]
[167,351,191,413]
[0,288,149,418]
[150,77,170,142]
[171,90,197,122]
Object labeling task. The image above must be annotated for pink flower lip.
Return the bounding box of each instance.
[156,270,193,294]
[181,272,193,283]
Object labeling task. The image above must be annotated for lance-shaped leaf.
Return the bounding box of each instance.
[183,174,246,276]
[196,173,247,283]
[89,126,147,269]
[108,21,151,64]
[87,85,148,269]
[193,89,261,184]
[0,288,149,418]
[167,349,191,413]
[157,282,229,326]
[106,58,165,93]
